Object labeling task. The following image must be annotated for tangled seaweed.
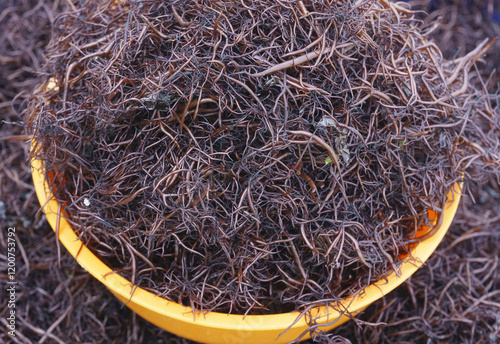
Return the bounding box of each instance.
[29,0,500,316]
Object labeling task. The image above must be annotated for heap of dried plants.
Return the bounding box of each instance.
[29,0,499,318]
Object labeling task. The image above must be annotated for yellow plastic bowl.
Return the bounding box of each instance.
[31,154,461,343]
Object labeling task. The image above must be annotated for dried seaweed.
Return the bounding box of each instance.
[28,0,500,318]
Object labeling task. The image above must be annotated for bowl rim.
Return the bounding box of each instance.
[30,151,462,340]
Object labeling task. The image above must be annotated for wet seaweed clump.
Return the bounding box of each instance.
[29,0,500,317]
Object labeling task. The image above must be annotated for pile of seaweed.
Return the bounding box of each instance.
[29,0,499,316]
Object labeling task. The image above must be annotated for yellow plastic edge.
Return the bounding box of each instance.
[31,154,461,344]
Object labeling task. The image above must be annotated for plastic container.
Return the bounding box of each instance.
[31,155,461,343]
